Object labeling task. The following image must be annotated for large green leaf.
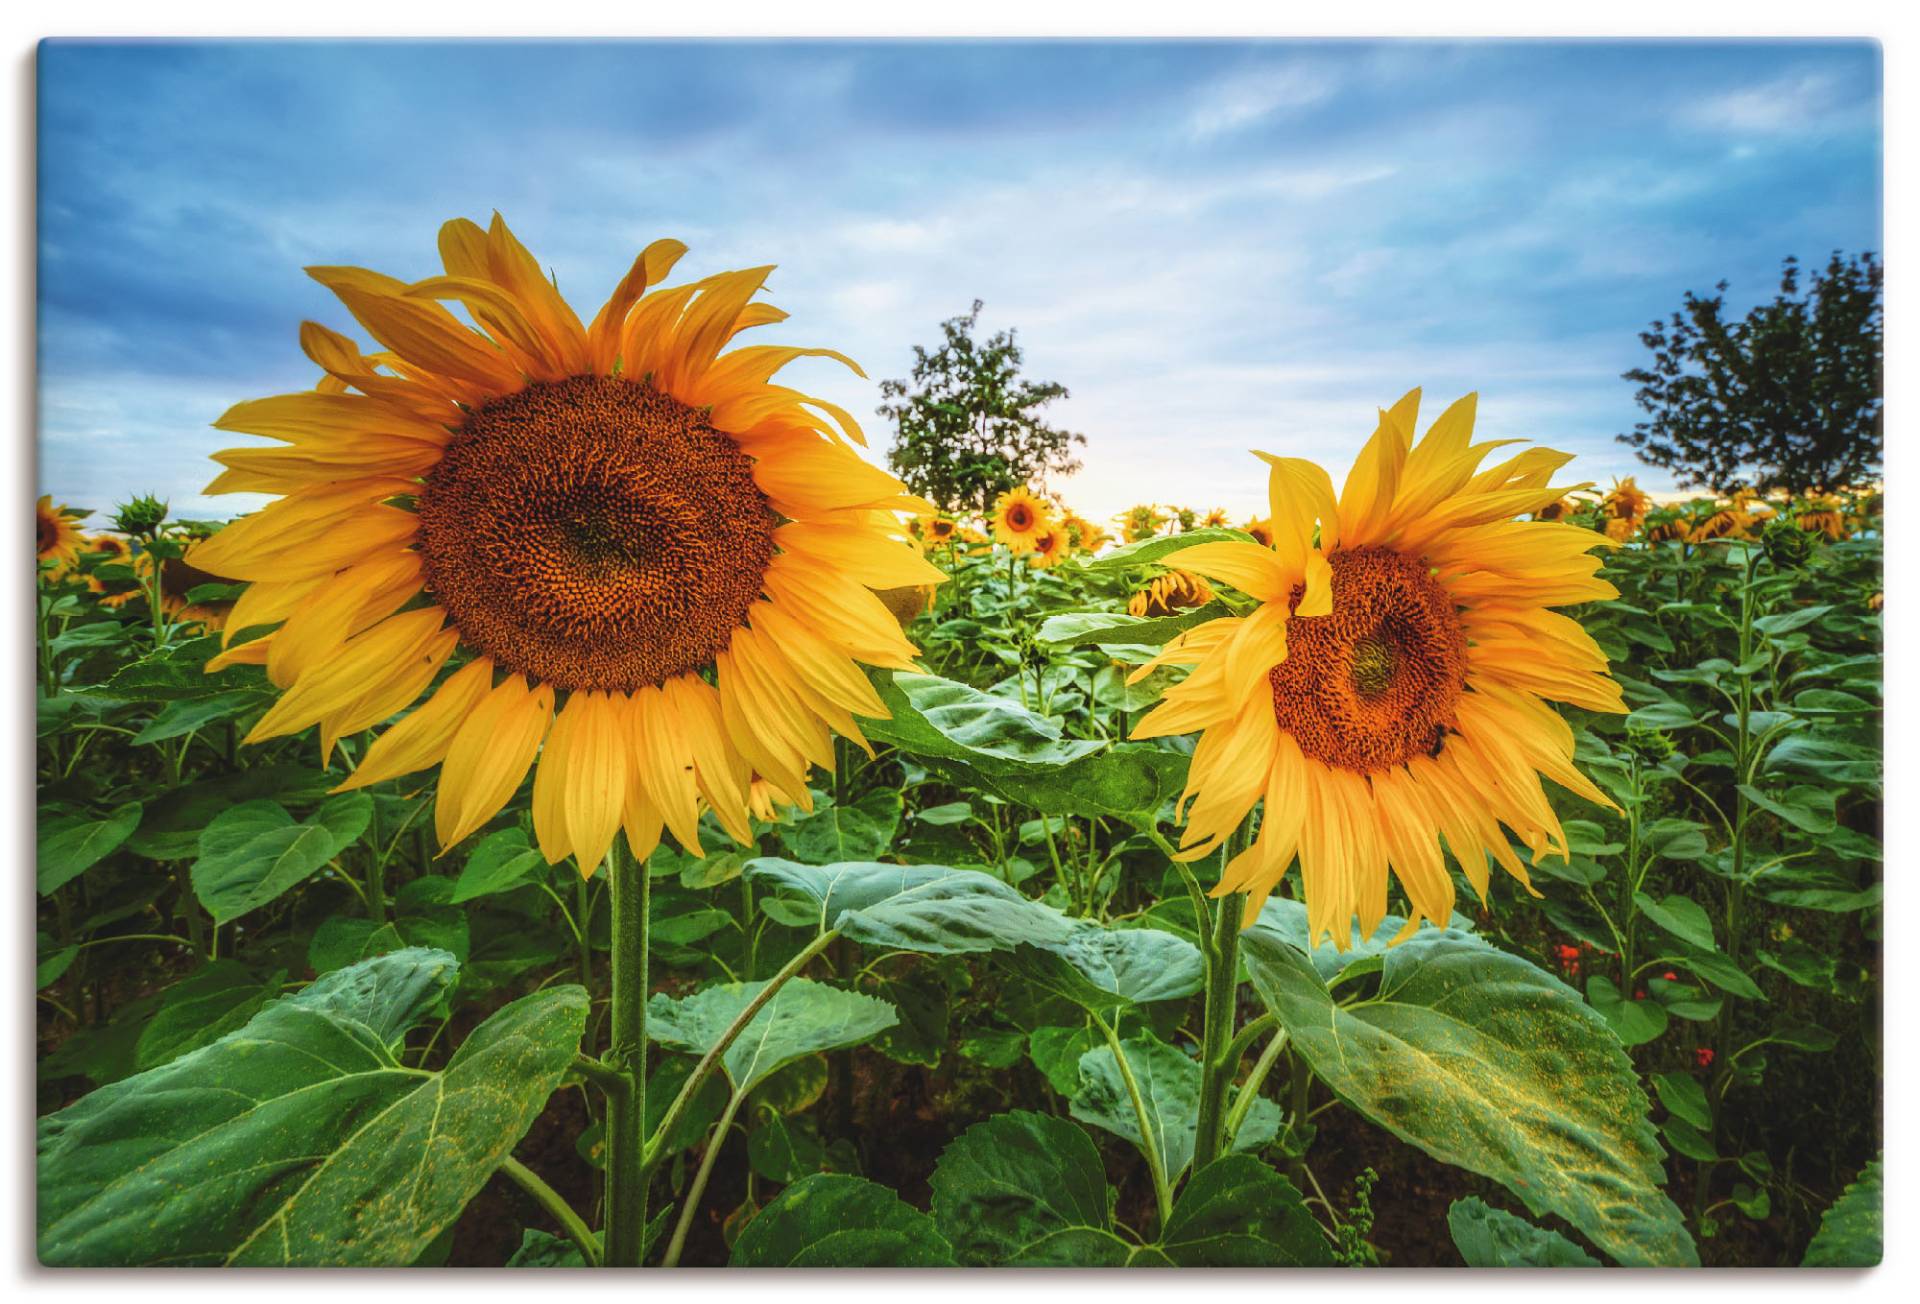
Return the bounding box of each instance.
[746,858,1039,937]
[645,977,897,1095]
[1155,1155,1333,1266]
[780,790,902,864]
[40,949,588,1265]
[124,763,337,860]
[1448,1197,1599,1267]
[929,1111,1131,1266]
[190,794,372,925]
[729,1174,956,1267]
[1241,926,1697,1266]
[99,634,265,702]
[37,800,143,895]
[1078,526,1254,572]
[133,960,285,1072]
[1070,1031,1200,1179]
[1801,1156,1882,1266]
[450,827,546,904]
[1035,602,1231,650]
[1005,922,1204,1011]
[859,670,1188,825]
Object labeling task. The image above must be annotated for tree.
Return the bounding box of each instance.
[879,301,1086,513]
[1619,252,1882,496]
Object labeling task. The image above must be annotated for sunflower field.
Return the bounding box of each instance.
[34,221,1882,1270]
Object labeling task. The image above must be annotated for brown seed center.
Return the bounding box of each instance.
[1268,547,1468,774]
[416,375,776,692]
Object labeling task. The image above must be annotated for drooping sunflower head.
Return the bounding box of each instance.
[1603,476,1650,522]
[991,486,1051,555]
[1642,511,1690,544]
[1126,569,1214,618]
[36,496,87,572]
[1796,497,1848,541]
[1690,507,1754,544]
[193,215,942,877]
[1129,389,1624,947]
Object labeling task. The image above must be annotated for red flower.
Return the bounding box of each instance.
[1662,971,1679,982]
[1696,1047,1715,1068]
[1554,944,1581,962]
[1634,988,1648,1000]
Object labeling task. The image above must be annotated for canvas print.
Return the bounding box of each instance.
[33,38,1882,1268]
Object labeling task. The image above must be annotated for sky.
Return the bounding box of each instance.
[36,39,1882,527]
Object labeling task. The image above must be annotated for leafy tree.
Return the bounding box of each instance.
[1619,252,1882,495]
[879,301,1085,513]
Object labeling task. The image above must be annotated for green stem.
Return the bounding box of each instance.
[1094,1010,1172,1231]
[642,927,840,1173]
[1193,880,1245,1172]
[501,1156,602,1268]
[661,1086,747,1268]
[1223,1026,1290,1144]
[601,839,650,1267]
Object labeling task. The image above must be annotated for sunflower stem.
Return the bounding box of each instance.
[1094,1009,1173,1232]
[1193,882,1245,1172]
[601,837,650,1267]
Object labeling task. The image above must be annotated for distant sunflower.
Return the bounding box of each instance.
[1243,517,1274,548]
[193,214,942,876]
[1642,513,1690,544]
[1691,507,1754,544]
[925,516,958,545]
[1129,389,1624,945]
[36,496,86,572]
[1202,507,1231,528]
[1030,525,1070,568]
[1603,516,1636,543]
[1603,476,1651,523]
[1119,504,1166,543]
[991,487,1051,555]
[1127,569,1214,618]
[1534,497,1573,522]
[1797,501,1847,541]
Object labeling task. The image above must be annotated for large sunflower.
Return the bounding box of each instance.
[1129,389,1624,946]
[990,486,1051,555]
[193,215,943,876]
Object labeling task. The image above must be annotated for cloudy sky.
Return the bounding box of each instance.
[37,39,1881,526]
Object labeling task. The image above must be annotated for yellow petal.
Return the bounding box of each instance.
[436,676,553,850]
[335,657,495,792]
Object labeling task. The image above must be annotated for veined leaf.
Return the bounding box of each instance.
[646,977,897,1095]
[729,1174,955,1267]
[929,1111,1129,1266]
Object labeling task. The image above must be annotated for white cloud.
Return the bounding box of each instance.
[1187,63,1339,139]
[1684,70,1846,135]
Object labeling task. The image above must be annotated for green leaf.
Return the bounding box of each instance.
[505,1228,586,1267]
[1153,1155,1333,1266]
[37,801,143,895]
[450,827,546,904]
[1079,526,1253,572]
[729,1174,956,1267]
[929,1111,1129,1266]
[1070,1031,1200,1178]
[859,670,1188,825]
[1005,922,1204,1012]
[38,945,78,989]
[99,634,263,702]
[191,794,372,925]
[1585,974,1670,1046]
[1661,1116,1719,1163]
[308,916,407,973]
[1627,701,1701,730]
[124,763,336,860]
[747,858,1048,941]
[1650,1071,1712,1130]
[1801,1156,1882,1266]
[781,790,902,863]
[1028,1024,1101,1096]
[1634,892,1717,951]
[40,950,586,1265]
[130,690,269,745]
[1736,784,1838,834]
[133,961,285,1072]
[1447,1197,1599,1267]
[1035,602,1231,650]
[645,977,897,1095]
[1241,927,1697,1266]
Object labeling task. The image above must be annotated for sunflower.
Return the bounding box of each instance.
[1119,504,1166,543]
[1128,389,1624,946]
[36,496,87,573]
[1243,517,1274,548]
[1202,507,1230,528]
[1062,513,1107,552]
[1603,516,1636,543]
[925,515,958,545]
[1603,476,1650,523]
[1533,497,1573,522]
[1690,507,1754,544]
[990,486,1051,555]
[1642,513,1690,544]
[192,214,943,877]
[1127,569,1214,618]
[1029,524,1071,568]
[1796,498,1848,541]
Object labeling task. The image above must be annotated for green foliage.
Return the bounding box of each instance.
[879,300,1085,513]
[646,978,898,1095]
[1448,1197,1599,1267]
[730,1174,956,1267]
[1801,1156,1882,1266]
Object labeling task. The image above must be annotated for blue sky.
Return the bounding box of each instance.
[37,39,1882,526]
